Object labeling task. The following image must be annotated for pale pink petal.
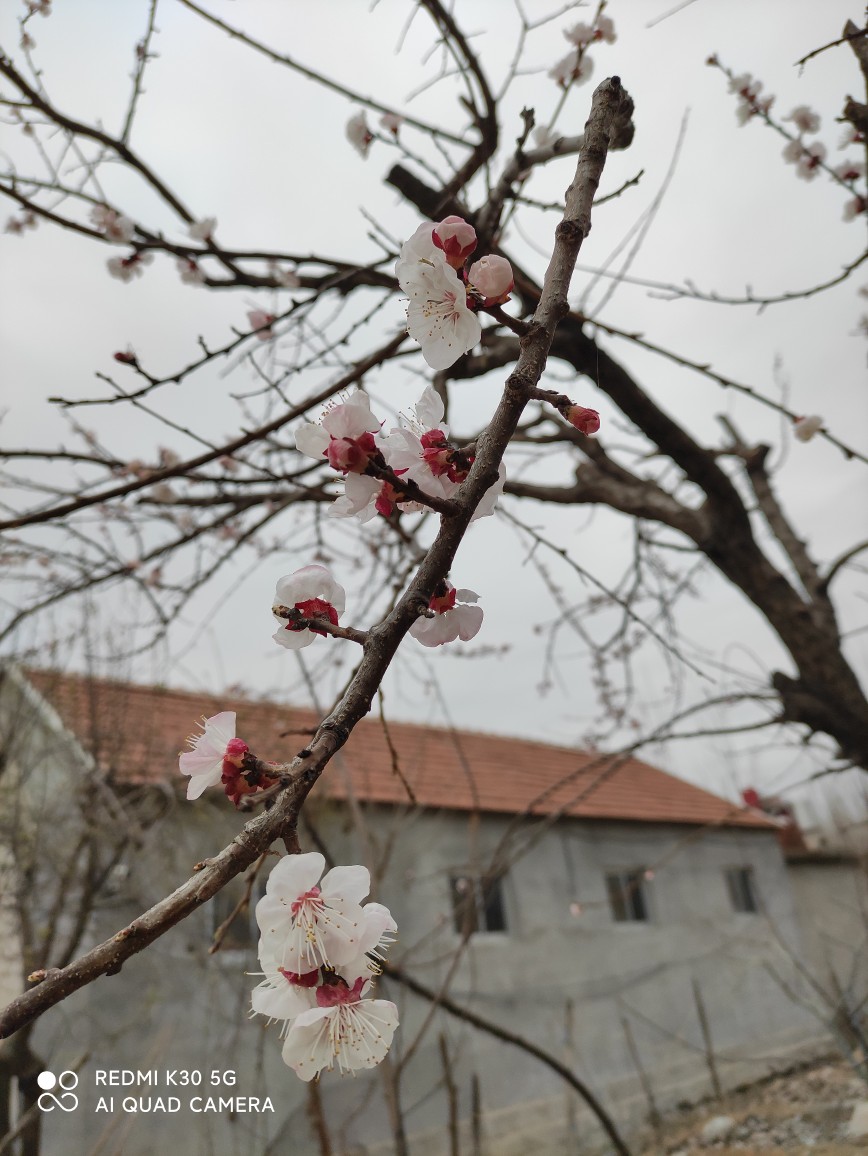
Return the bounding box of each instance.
[321,864,370,906]
[456,603,484,641]
[266,852,325,898]
[294,424,330,458]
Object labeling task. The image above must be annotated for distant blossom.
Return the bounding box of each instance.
[548,48,594,89]
[107,251,153,282]
[784,105,820,135]
[176,257,205,285]
[380,112,403,135]
[90,204,135,243]
[247,309,276,340]
[793,414,823,442]
[346,111,373,157]
[188,217,217,242]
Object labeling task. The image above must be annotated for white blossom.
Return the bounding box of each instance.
[785,105,821,135]
[255,852,370,973]
[380,112,403,135]
[176,257,205,285]
[399,250,481,370]
[409,583,483,647]
[188,216,217,242]
[179,711,244,800]
[106,251,153,282]
[795,140,826,181]
[281,981,399,1081]
[272,565,346,650]
[251,947,319,1025]
[247,309,275,341]
[793,415,823,442]
[90,204,135,243]
[346,111,373,157]
[295,390,382,471]
[548,49,594,88]
[327,473,385,523]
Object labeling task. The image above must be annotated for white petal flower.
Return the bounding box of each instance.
[548,48,593,88]
[413,384,446,432]
[327,473,383,522]
[470,460,506,522]
[294,422,330,459]
[281,984,399,1081]
[251,947,319,1025]
[380,112,403,135]
[402,252,481,370]
[90,204,135,243]
[785,105,821,135]
[256,852,369,973]
[178,711,237,800]
[247,309,275,341]
[346,111,373,157]
[322,391,381,440]
[176,257,205,285]
[395,222,439,284]
[793,415,823,442]
[188,217,217,241]
[272,565,346,650]
[106,251,153,282]
[409,583,483,647]
[795,141,826,180]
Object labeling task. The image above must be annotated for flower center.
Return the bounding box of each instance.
[288,598,339,634]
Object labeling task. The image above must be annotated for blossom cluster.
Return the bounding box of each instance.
[271,563,483,651]
[294,384,504,525]
[711,58,866,222]
[548,13,615,89]
[253,852,399,1081]
[396,216,513,369]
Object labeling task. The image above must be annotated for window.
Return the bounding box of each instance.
[725,866,759,914]
[450,874,507,935]
[606,870,649,923]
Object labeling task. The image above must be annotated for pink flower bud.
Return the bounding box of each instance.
[564,405,600,435]
[433,215,477,268]
[467,255,514,306]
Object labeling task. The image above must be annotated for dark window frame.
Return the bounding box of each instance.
[725,866,759,914]
[605,869,650,923]
[450,872,508,936]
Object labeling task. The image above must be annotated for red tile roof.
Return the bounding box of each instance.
[22,668,771,830]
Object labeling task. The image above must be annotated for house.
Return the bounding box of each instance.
[0,665,853,1156]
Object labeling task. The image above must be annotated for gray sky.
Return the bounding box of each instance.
[1,0,866,815]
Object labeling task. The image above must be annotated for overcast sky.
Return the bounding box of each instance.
[1,0,866,819]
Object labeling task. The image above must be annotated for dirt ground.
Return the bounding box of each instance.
[637,1056,868,1154]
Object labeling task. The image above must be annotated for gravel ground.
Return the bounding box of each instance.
[638,1057,868,1154]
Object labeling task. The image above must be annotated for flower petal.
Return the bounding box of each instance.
[321,864,370,906]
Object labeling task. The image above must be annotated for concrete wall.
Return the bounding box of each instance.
[786,855,868,1055]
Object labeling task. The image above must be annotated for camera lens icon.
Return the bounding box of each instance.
[37,1070,79,1111]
